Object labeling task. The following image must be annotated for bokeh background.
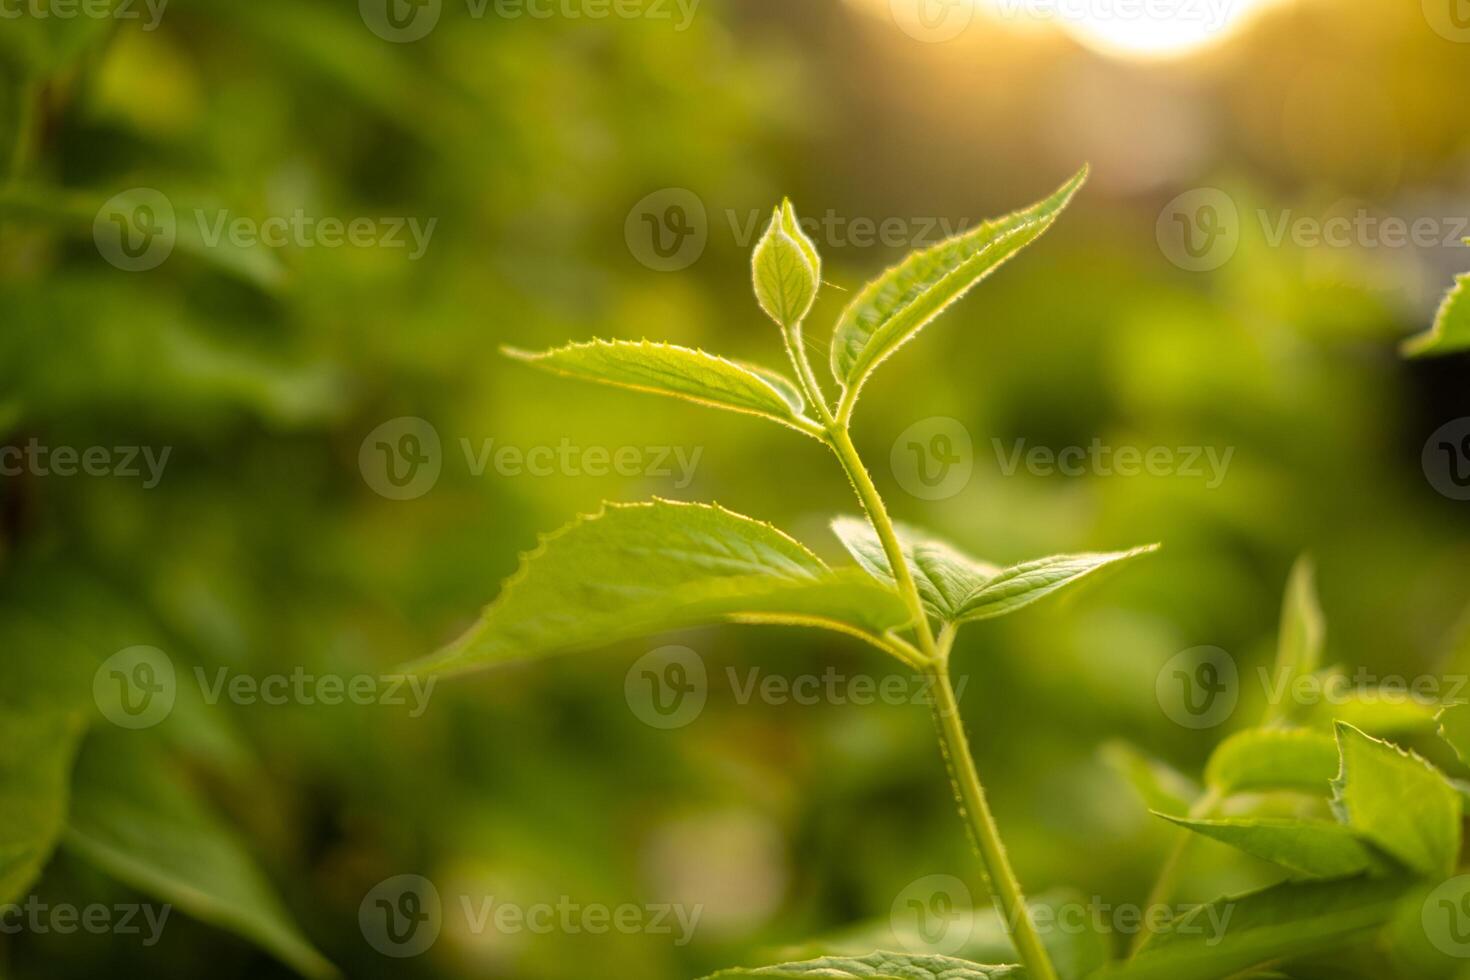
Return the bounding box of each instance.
[3,0,1470,976]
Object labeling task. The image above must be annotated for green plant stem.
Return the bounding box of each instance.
[1128,785,1223,957]
[781,325,835,426]
[927,660,1060,980]
[824,424,936,659]
[807,368,1055,980]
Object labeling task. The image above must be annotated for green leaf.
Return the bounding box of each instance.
[64,733,335,979]
[829,167,1086,402]
[954,545,1158,624]
[1301,676,1442,737]
[1205,728,1339,796]
[1092,876,1415,980]
[1263,557,1324,724]
[752,201,820,329]
[1438,703,1470,767]
[702,951,1020,979]
[411,499,912,676]
[503,339,815,434]
[778,887,1105,980]
[831,517,999,623]
[1403,267,1470,357]
[1155,814,1392,879]
[0,707,85,903]
[1101,741,1200,818]
[1330,723,1462,877]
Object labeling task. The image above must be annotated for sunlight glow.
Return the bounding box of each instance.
[875,0,1288,59]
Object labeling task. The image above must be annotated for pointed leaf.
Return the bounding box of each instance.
[503,340,814,433]
[1101,741,1199,818]
[412,500,912,675]
[1438,702,1470,767]
[1301,675,1441,736]
[954,545,1158,624]
[830,167,1086,400]
[1330,723,1462,877]
[1205,728,1339,796]
[65,733,335,979]
[0,708,85,903]
[1263,557,1324,724]
[1155,814,1392,879]
[832,517,999,623]
[1093,876,1415,980]
[1404,267,1470,357]
[702,951,1020,979]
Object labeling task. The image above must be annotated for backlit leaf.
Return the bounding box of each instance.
[1156,814,1392,879]
[703,951,1020,979]
[503,339,815,433]
[829,168,1086,404]
[411,500,911,675]
[1205,728,1339,796]
[1330,723,1461,877]
[954,545,1158,624]
[831,517,998,623]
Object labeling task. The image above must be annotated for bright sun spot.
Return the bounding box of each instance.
[875,0,1288,59]
[1039,0,1280,58]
